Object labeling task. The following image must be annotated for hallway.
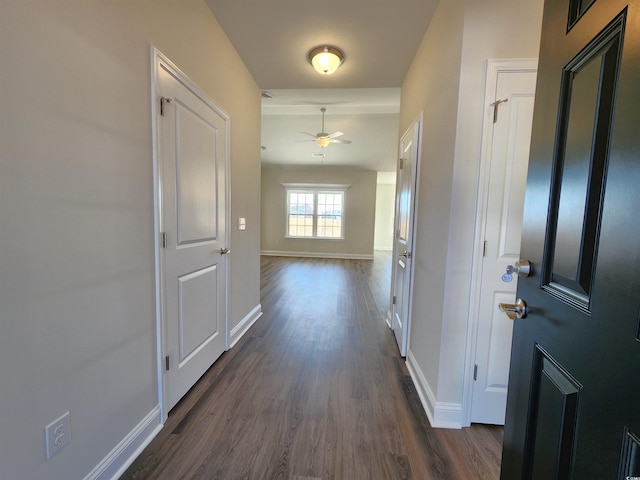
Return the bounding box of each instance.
[122,254,502,479]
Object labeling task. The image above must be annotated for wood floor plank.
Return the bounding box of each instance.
[121,253,503,480]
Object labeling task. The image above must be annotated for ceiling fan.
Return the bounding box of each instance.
[296,107,352,148]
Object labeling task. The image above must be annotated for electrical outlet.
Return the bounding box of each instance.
[238,217,246,231]
[45,412,71,459]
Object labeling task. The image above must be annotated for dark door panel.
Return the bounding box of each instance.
[501,0,640,478]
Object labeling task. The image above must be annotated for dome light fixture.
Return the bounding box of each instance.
[316,136,332,148]
[308,46,344,75]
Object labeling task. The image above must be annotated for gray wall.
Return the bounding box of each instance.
[0,1,261,478]
[399,0,543,426]
[261,165,377,258]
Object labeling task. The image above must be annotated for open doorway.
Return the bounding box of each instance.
[259,89,400,263]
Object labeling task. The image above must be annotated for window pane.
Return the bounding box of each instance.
[317,191,343,237]
[289,214,313,237]
[286,188,345,238]
[289,192,314,215]
[304,194,314,213]
[288,191,315,236]
[318,215,342,237]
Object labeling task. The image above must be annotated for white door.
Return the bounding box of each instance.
[156,53,229,411]
[391,118,420,357]
[470,62,536,424]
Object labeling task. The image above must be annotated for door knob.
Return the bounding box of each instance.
[219,247,230,255]
[499,298,528,320]
[399,250,411,259]
[506,259,531,278]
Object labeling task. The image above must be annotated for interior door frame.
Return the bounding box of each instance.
[462,59,538,427]
[150,47,231,421]
[389,112,422,357]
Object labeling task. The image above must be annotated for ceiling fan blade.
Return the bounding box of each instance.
[295,109,351,146]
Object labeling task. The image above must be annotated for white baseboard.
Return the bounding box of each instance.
[229,304,262,349]
[261,250,374,260]
[84,405,163,480]
[406,350,463,429]
[84,304,263,480]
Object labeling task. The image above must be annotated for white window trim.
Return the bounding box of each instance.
[281,183,351,190]
[282,183,350,239]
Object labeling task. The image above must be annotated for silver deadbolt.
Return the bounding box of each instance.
[506,259,531,278]
[499,298,528,320]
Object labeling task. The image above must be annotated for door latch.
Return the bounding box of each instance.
[499,298,528,320]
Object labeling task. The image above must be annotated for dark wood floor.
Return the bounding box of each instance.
[122,253,503,479]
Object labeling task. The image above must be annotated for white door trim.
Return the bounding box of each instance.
[389,111,423,356]
[462,58,537,427]
[150,47,231,421]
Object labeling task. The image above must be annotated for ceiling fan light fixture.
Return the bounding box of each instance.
[308,46,344,75]
[316,136,331,148]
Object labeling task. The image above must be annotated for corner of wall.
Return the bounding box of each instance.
[83,407,163,480]
[229,304,263,349]
[406,349,464,429]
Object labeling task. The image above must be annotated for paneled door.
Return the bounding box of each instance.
[470,63,537,425]
[155,52,229,412]
[391,118,420,357]
[501,0,640,478]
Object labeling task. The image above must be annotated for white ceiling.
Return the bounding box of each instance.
[205,0,439,171]
[261,88,401,170]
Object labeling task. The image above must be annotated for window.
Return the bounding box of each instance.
[283,184,349,239]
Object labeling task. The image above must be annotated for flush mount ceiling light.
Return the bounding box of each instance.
[308,46,344,75]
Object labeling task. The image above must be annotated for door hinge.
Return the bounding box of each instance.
[160,96,172,116]
[165,355,170,371]
[161,232,168,248]
[483,240,488,257]
[399,158,404,170]
[473,364,478,381]
[392,296,397,305]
